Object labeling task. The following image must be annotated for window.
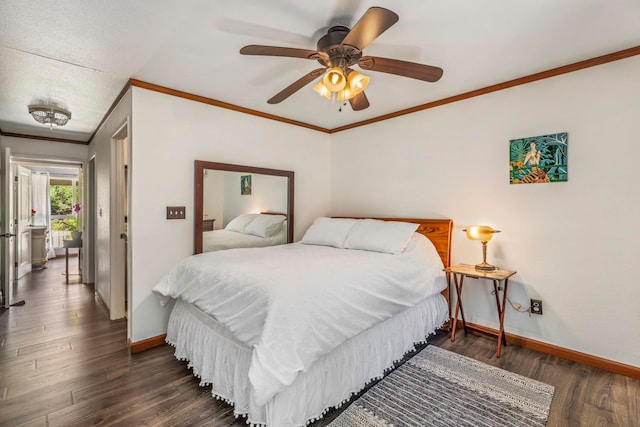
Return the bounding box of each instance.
[50,178,80,232]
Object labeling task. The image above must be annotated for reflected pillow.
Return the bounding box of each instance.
[225,213,259,233]
[344,219,419,254]
[244,214,287,238]
[300,217,357,248]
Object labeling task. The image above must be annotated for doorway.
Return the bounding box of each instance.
[1,150,85,308]
[14,160,83,279]
[110,123,129,322]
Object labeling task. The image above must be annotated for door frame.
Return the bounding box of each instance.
[86,156,96,286]
[1,147,16,308]
[109,120,129,324]
[15,165,32,279]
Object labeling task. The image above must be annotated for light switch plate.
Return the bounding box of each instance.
[166,206,186,219]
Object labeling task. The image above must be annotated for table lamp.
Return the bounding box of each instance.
[464,225,501,271]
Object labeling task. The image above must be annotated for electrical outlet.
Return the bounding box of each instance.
[530,299,543,315]
[166,206,186,219]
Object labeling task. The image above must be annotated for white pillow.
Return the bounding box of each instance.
[244,214,287,238]
[344,219,419,254]
[300,217,357,248]
[225,213,259,233]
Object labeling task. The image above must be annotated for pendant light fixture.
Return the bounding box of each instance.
[28,104,72,129]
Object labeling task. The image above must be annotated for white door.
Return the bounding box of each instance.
[110,133,127,319]
[1,147,15,308]
[16,165,32,278]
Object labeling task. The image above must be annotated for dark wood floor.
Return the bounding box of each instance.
[1,257,638,426]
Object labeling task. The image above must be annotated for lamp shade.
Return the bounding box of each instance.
[322,67,346,92]
[337,70,370,101]
[465,225,498,242]
[313,81,332,99]
[336,87,353,101]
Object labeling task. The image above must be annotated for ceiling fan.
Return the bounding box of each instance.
[240,7,443,111]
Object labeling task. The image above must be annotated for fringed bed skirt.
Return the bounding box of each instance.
[166,294,448,427]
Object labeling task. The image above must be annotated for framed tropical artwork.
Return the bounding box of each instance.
[241,175,252,195]
[509,132,568,184]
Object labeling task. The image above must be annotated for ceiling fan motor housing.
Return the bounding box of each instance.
[316,26,362,68]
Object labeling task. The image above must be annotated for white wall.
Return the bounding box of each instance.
[1,136,88,161]
[222,172,288,226]
[130,87,331,342]
[203,170,224,227]
[330,56,640,368]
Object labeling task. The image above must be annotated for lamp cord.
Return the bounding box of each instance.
[490,288,531,314]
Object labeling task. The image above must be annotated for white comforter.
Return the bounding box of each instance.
[153,233,446,405]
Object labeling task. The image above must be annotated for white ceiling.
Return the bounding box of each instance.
[1,0,639,142]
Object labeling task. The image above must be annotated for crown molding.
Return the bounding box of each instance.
[87,80,133,144]
[331,45,640,133]
[4,45,639,144]
[129,79,332,134]
[0,127,87,145]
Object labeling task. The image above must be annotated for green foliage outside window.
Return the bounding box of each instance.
[50,184,74,215]
[50,182,79,232]
[51,218,78,231]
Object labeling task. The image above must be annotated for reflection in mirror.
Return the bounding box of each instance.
[194,161,294,254]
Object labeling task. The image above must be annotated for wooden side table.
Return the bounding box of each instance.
[444,263,517,357]
[63,239,83,284]
[203,219,216,231]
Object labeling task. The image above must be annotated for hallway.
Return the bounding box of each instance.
[0,256,253,426]
[0,256,122,424]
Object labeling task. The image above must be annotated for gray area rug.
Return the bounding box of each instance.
[328,345,554,427]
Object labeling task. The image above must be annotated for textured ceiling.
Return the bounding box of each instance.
[1,0,639,142]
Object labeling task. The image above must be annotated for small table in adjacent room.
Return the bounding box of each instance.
[62,239,82,284]
[444,263,517,357]
[203,218,216,231]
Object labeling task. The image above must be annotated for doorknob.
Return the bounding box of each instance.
[0,233,16,238]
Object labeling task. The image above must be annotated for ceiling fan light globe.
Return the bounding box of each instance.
[313,81,332,99]
[347,71,369,93]
[323,67,346,92]
[336,89,353,101]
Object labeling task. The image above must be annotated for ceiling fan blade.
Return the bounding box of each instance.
[358,56,443,82]
[267,68,326,104]
[340,7,399,51]
[240,45,327,61]
[348,91,370,111]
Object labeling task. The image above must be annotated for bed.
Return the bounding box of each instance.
[203,213,288,252]
[154,217,453,426]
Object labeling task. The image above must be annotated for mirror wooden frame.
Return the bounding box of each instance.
[194,160,295,254]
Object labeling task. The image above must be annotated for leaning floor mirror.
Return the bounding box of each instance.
[194,161,294,254]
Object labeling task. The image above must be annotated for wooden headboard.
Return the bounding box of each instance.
[260,211,288,218]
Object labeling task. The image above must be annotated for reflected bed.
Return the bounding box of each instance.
[203,225,287,252]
